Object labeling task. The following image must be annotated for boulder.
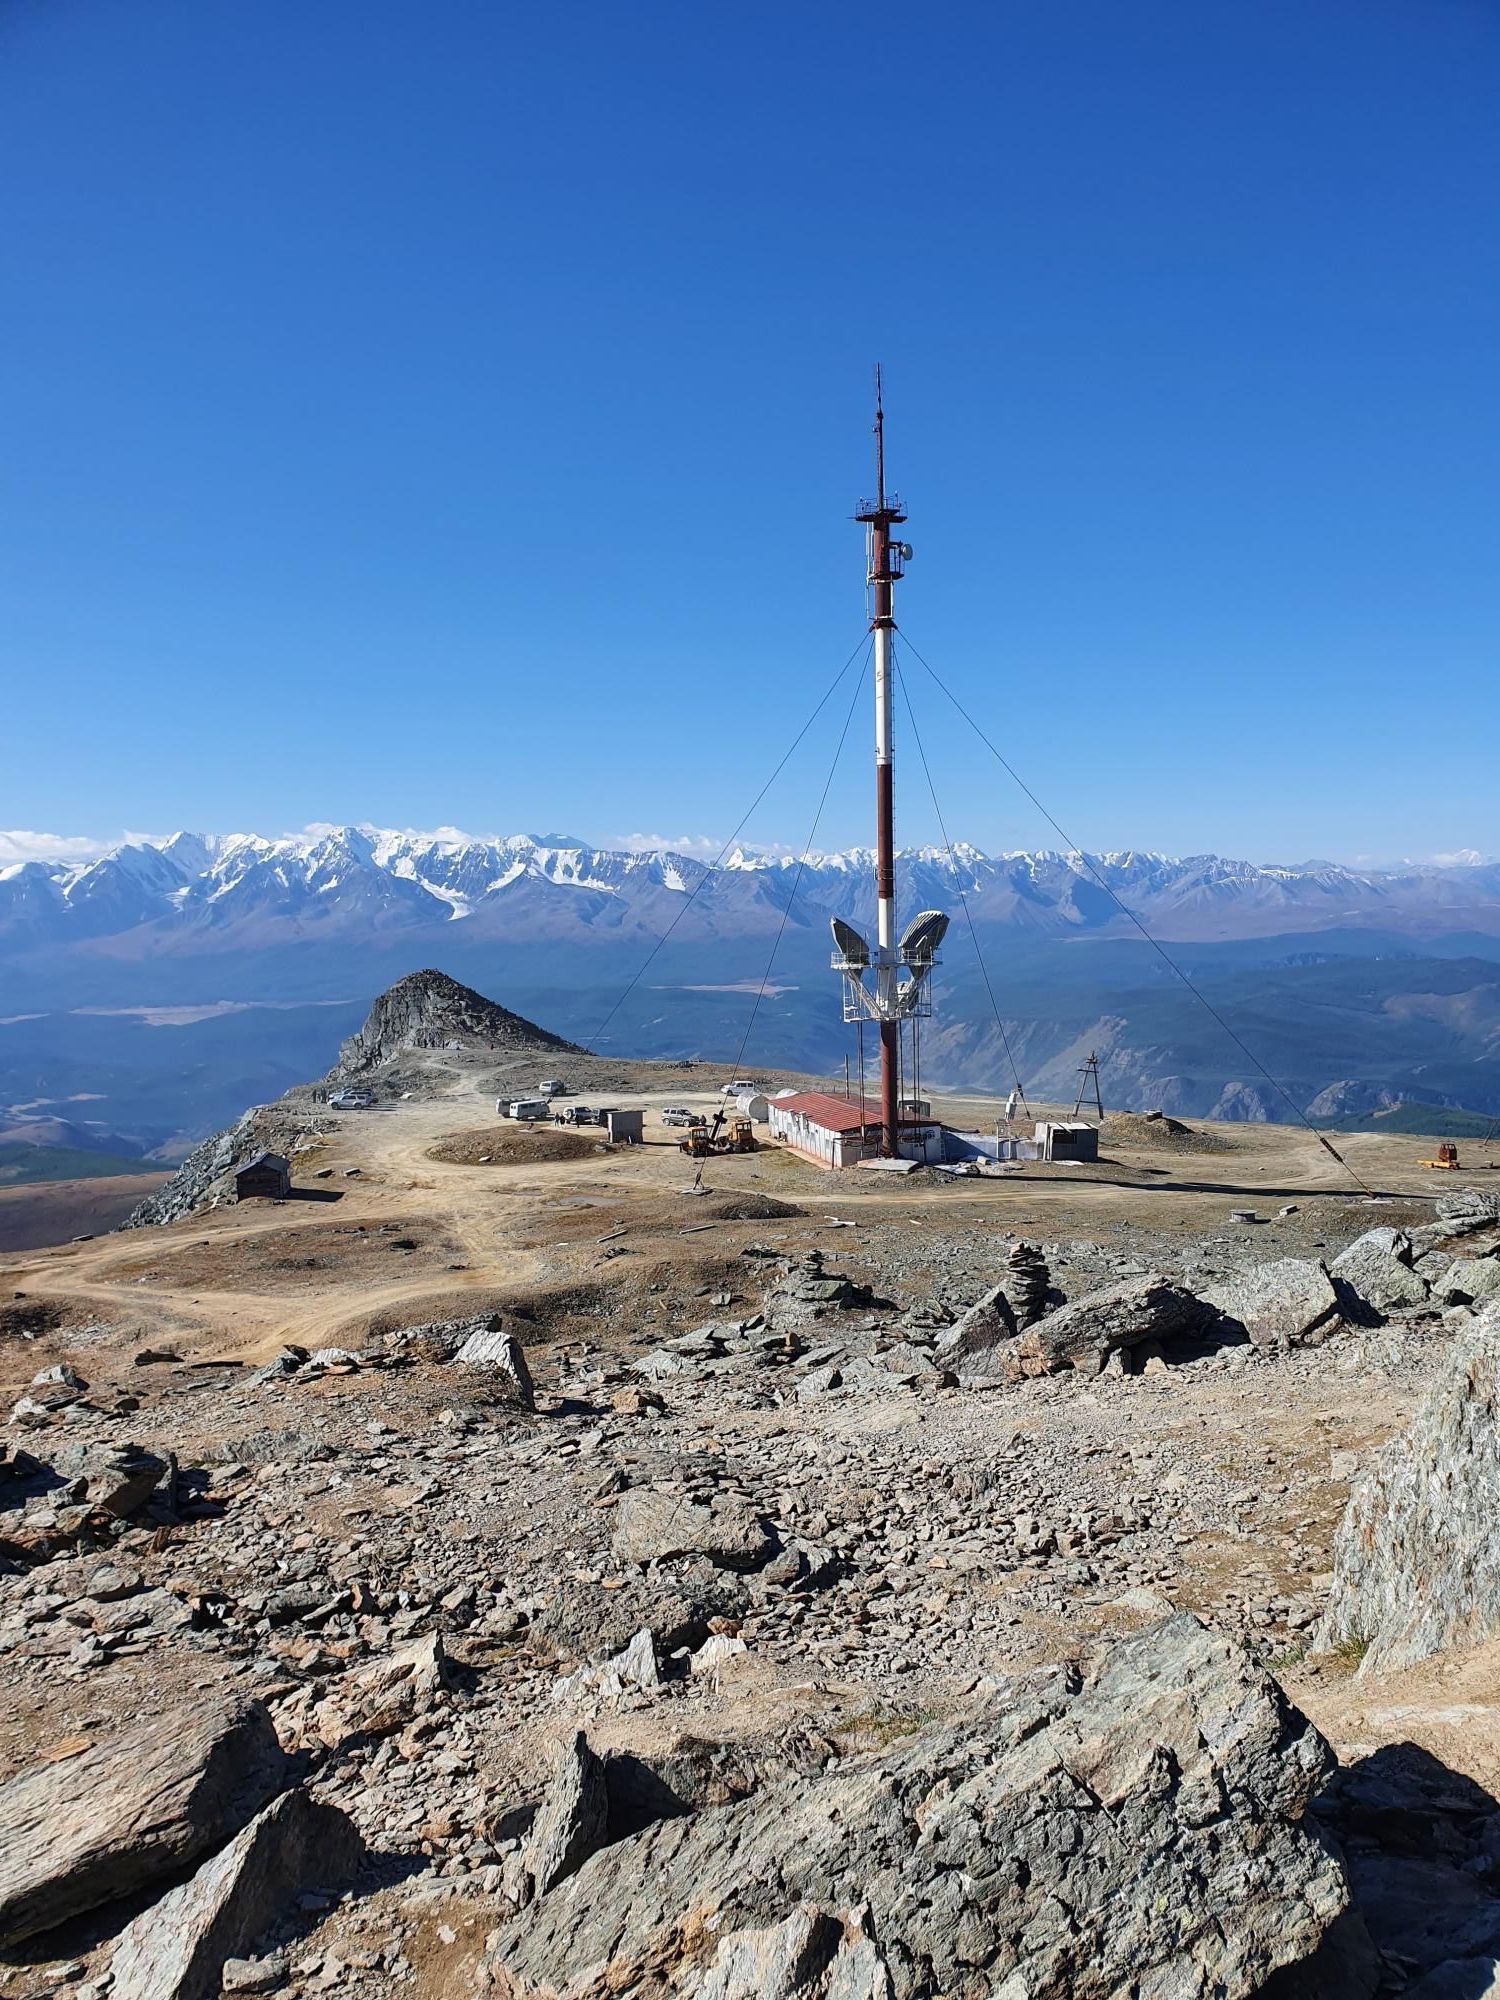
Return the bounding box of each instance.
[1438,1259,1500,1308]
[1332,1229,1430,1317]
[611,1489,777,1572]
[70,1440,169,1518]
[0,1694,286,1948]
[1007,1275,1210,1377]
[452,1321,535,1408]
[484,1614,1346,2000]
[1316,1306,1500,1675]
[552,1626,661,1703]
[535,1563,748,1662]
[1200,1258,1341,1350]
[932,1285,1018,1383]
[1437,1188,1500,1228]
[524,1731,610,1899]
[108,1787,362,2000]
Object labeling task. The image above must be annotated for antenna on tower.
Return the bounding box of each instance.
[874,363,886,510]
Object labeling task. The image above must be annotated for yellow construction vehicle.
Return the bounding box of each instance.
[678,1117,758,1159]
[1419,1141,1461,1170]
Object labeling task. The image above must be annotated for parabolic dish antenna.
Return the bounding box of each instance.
[830,916,871,967]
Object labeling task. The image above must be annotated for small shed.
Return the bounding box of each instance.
[235,1151,291,1201]
[605,1108,644,1146]
[1034,1120,1100,1163]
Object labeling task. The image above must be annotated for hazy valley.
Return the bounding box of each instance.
[6,829,1500,1170]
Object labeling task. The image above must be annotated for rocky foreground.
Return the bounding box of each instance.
[6,1180,1500,1998]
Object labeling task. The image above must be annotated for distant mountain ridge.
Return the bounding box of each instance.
[6,826,1500,953]
[10,829,1500,1151]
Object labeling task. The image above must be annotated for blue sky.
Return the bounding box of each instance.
[3,0,1497,867]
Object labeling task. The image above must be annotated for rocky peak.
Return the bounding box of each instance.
[336,969,580,1073]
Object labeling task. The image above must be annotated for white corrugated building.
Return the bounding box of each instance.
[766,1092,945,1171]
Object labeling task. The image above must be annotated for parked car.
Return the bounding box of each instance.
[536,1079,568,1097]
[719,1077,757,1097]
[563,1104,595,1126]
[661,1107,705,1128]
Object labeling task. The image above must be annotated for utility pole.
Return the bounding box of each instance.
[856,368,909,1157]
[1073,1052,1105,1121]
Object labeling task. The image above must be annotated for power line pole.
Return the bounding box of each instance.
[1073,1052,1104,1121]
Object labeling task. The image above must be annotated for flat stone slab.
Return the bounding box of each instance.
[0,1694,286,1949]
[110,1786,362,2000]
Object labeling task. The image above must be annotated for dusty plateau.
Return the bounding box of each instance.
[5,974,1500,2000]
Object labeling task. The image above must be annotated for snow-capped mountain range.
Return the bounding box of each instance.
[6,826,1500,952]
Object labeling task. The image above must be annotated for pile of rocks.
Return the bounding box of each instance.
[1003,1238,1051,1326]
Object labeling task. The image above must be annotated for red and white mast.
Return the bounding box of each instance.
[859,370,906,1156]
[833,371,948,1159]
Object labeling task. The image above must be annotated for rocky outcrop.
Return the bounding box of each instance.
[1201,1258,1341,1350]
[932,1284,1018,1382]
[1331,1227,1430,1317]
[0,1694,287,1948]
[108,1788,362,2000]
[122,1104,325,1229]
[336,969,577,1074]
[1008,1274,1211,1377]
[453,1320,536,1408]
[523,1731,610,1899]
[484,1615,1346,2000]
[611,1488,778,1573]
[1316,1307,1500,1675]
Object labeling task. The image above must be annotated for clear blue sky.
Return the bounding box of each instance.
[3,0,1497,867]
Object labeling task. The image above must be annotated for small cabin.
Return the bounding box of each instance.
[605,1108,644,1146]
[235,1152,291,1201]
[1035,1120,1100,1163]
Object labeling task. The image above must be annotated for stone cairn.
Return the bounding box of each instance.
[1006,1241,1050,1328]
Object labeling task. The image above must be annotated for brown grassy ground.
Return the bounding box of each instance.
[0,1172,169,1254]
